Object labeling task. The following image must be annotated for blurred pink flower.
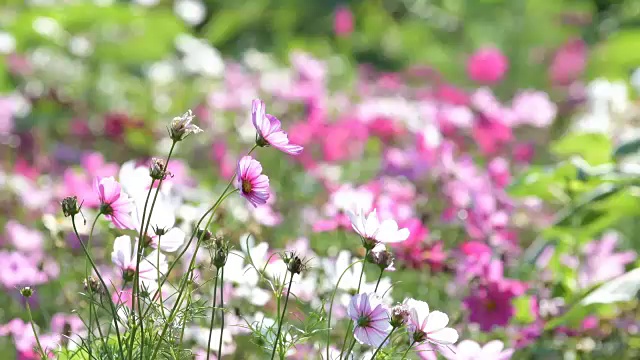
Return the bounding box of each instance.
[334,6,354,37]
[236,156,270,207]
[347,293,392,347]
[464,260,528,331]
[251,99,303,155]
[578,232,636,289]
[0,95,18,136]
[511,90,557,127]
[467,47,509,85]
[5,221,44,253]
[549,38,587,86]
[95,176,136,229]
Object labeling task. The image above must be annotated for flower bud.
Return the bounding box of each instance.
[390,304,410,328]
[153,225,168,236]
[368,244,395,271]
[149,158,167,180]
[83,276,104,295]
[169,109,202,142]
[61,196,81,217]
[196,228,212,242]
[283,252,307,275]
[20,287,34,298]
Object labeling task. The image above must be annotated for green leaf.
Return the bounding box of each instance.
[613,137,640,160]
[551,133,612,165]
[513,295,536,324]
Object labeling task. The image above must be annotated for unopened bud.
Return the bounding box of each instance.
[149,158,167,180]
[368,245,395,271]
[20,287,34,298]
[196,228,212,242]
[83,276,104,295]
[390,304,410,328]
[284,252,307,275]
[61,196,81,217]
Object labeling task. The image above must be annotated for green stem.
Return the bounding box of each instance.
[134,141,176,358]
[369,328,396,359]
[216,266,226,360]
[206,268,220,360]
[325,259,363,360]
[270,271,293,360]
[84,214,99,358]
[71,215,125,359]
[339,249,369,359]
[374,268,384,293]
[344,337,357,359]
[149,190,235,359]
[26,302,47,359]
[401,340,416,359]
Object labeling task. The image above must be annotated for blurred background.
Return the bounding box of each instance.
[2,0,640,359]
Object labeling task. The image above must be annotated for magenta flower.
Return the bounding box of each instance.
[94,176,136,229]
[251,99,303,155]
[466,47,508,85]
[236,156,270,207]
[405,298,459,347]
[347,293,392,347]
[463,279,526,331]
[334,6,354,37]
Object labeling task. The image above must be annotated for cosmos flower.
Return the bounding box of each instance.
[404,298,458,347]
[236,156,270,207]
[347,293,392,347]
[347,208,410,248]
[251,99,303,155]
[169,109,202,141]
[111,235,168,283]
[94,176,136,230]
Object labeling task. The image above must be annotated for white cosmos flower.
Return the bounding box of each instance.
[111,235,168,282]
[347,208,410,244]
[404,298,458,346]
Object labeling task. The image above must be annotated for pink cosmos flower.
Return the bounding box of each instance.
[467,47,509,85]
[404,298,458,347]
[251,99,303,155]
[347,293,392,347]
[236,156,270,207]
[94,176,136,229]
[334,6,354,37]
[549,38,587,86]
[464,275,527,331]
[511,90,557,128]
[577,232,636,289]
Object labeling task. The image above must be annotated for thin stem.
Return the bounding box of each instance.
[401,340,417,359]
[374,268,384,293]
[325,259,363,360]
[84,214,99,358]
[206,268,220,360]
[26,302,47,359]
[156,235,166,320]
[135,141,177,357]
[129,177,156,360]
[216,266,226,360]
[369,327,396,360]
[339,249,369,359]
[72,215,125,359]
[270,272,294,360]
[344,337,357,359]
[149,190,234,359]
